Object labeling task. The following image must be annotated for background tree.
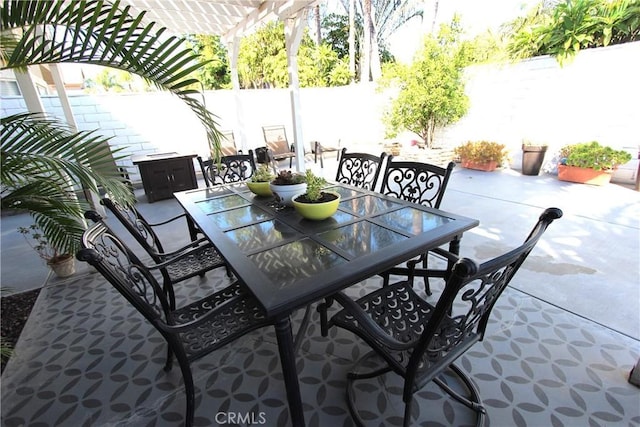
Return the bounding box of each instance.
[379,18,469,148]
[185,34,231,89]
[338,0,423,81]
[237,21,350,88]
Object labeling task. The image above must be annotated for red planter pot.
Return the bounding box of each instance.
[461,159,498,172]
[557,164,612,185]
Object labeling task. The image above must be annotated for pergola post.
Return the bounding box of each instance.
[284,10,308,172]
[14,69,45,113]
[227,37,247,153]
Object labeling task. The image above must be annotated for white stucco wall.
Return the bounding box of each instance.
[2,42,638,184]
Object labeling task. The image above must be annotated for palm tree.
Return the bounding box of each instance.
[340,0,423,81]
[0,0,223,255]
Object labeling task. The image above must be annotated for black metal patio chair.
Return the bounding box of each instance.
[99,198,230,296]
[378,160,456,294]
[322,207,562,427]
[197,150,256,186]
[76,215,273,427]
[334,148,387,191]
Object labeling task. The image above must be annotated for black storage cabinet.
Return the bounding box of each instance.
[132,153,198,202]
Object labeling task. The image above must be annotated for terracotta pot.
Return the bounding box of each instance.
[557,164,612,186]
[461,159,498,172]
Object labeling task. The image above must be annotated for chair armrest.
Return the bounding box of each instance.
[156,291,246,333]
[147,212,201,242]
[331,291,416,351]
[157,237,211,258]
[431,247,461,263]
[146,212,190,227]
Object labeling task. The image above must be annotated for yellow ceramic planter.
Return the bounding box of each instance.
[292,191,341,221]
[246,181,273,197]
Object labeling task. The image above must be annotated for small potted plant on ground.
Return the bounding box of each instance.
[246,164,274,196]
[521,140,548,176]
[455,141,508,172]
[18,224,76,278]
[270,170,307,206]
[292,170,341,220]
[558,141,632,185]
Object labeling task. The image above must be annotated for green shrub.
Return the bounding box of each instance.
[560,141,632,170]
[454,141,508,163]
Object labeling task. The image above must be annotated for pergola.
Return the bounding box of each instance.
[17,0,320,171]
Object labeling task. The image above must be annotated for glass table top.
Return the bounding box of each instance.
[196,194,250,214]
[225,219,299,253]
[174,182,478,316]
[339,195,402,216]
[248,238,347,288]
[318,221,407,258]
[208,205,272,230]
[374,207,451,235]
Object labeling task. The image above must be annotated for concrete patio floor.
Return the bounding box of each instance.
[1,155,639,426]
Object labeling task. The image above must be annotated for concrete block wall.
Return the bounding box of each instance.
[2,42,638,185]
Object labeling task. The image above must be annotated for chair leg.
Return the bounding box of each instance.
[403,398,414,427]
[433,364,487,427]
[381,271,390,287]
[293,304,313,352]
[317,297,334,336]
[421,255,432,296]
[345,350,393,427]
[164,346,173,371]
[175,355,196,427]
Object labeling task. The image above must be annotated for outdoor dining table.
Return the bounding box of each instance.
[174,181,479,426]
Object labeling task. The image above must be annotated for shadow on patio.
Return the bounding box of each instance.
[1,162,639,426]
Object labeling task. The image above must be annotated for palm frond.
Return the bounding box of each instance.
[1,112,134,253]
[0,0,222,155]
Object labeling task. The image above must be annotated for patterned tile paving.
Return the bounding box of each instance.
[1,268,639,427]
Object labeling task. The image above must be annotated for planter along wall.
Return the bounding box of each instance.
[461,159,498,172]
[557,165,612,185]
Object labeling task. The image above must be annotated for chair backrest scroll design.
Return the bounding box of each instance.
[77,215,172,327]
[100,197,165,262]
[335,148,387,190]
[198,151,256,186]
[380,160,455,208]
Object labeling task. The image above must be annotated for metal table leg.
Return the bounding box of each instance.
[274,316,305,427]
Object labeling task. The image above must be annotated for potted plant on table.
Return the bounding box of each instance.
[293,170,341,220]
[269,170,307,206]
[454,141,508,172]
[558,141,631,185]
[246,164,274,196]
[18,224,76,278]
[521,140,549,176]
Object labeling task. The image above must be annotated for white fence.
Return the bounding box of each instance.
[2,41,638,184]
